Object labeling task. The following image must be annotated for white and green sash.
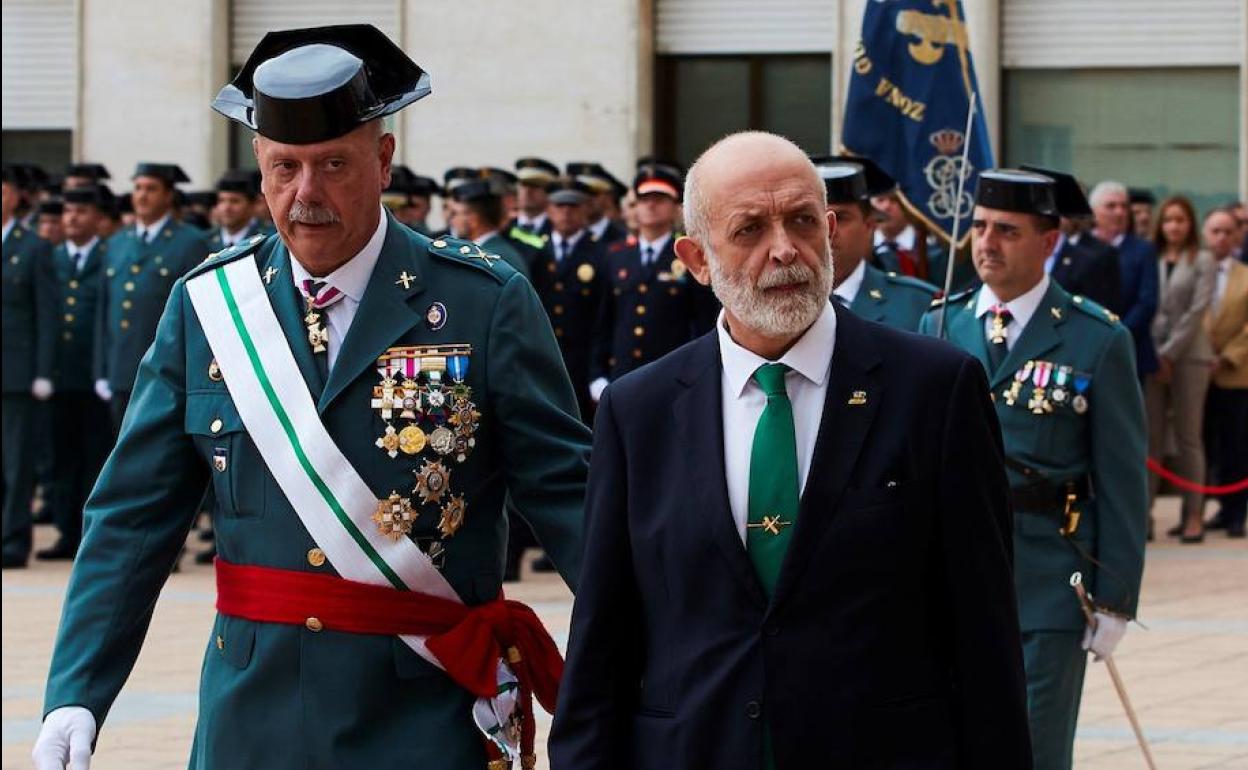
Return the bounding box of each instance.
[186,255,521,755]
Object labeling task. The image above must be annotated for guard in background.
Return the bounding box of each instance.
[510,157,558,237]
[567,162,627,245]
[816,158,938,331]
[38,185,112,561]
[920,169,1147,770]
[93,163,209,433]
[206,170,268,252]
[446,177,530,279]
[2,164,57,569]
[589,163,717,404]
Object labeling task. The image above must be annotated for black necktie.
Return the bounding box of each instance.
[833,294,850,308]
[641,245,653,265]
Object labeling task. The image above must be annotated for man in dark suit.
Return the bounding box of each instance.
[1020,166,1122,313]
[551,131,1031,769]
[1091,180,1158,378]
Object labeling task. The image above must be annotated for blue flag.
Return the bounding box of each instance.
[842,0,994,246]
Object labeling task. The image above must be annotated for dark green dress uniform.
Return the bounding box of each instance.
[480,232,530,281]
[919,170,1147,770]
[205,220,268,253]
[846,263,938,332]
[42,25,589,770]
[45,237,112,553]
[94,215,209,430]
[2,218,57,566]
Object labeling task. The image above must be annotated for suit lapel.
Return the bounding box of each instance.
[260,241,326,400]
[673,335,768,610]
[318,216,426,413]
[770,305,883,611]
[990,283,1069,389]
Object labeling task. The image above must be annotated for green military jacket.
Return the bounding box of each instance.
[847,263,939,332]
[919,280,1147,632]
[94,218,209,393]
[480,232,530,280]
[44,213,589,769]
[204,219,270,254]
[2,221,56,393]
[49,239,108,392]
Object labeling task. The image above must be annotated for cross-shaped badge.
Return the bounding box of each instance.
[467,244,499,268]
[747,515,792,536]
[263,266,278,285]
[371,377,400,420]
[396,271,415,290]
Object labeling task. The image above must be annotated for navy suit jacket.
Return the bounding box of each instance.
[550,307,1032,770]
[1114,233,1159,375]
[1051,235,1122,315]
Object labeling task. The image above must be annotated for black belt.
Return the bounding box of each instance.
[1010,475,1092,513]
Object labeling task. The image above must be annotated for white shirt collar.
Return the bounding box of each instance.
[975,274,1051,332]
[2,218,14,242]
[222,220,256,245]
[717,300,837,399]
[589,216,613,238]
[471,229,499,247]
[552,229,585,253]
[1111,232,1126,248]
[832,259,867,305]
[874,224,915,251]
[136,213,171,241]
[519,212,547,229]
[289,207,388,302]
[68,236,100,258]
[639,231,672,257]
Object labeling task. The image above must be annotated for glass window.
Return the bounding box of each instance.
[1,130,72,173]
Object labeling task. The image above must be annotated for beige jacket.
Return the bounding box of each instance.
[1206,258,1248,389]
[1153,249,1217,363]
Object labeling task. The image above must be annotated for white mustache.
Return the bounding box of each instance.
[288,200,341,225]
[757,261,814,289]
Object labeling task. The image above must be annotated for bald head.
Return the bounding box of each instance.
[684,131,825,243]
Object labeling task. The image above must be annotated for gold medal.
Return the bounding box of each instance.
[576,263,595,283]
[398,425,427,455]
[439,494,467,538]
[670,259,687,279]
[373,492,418,540]
[413,459,451,505]
[375,424,401,458]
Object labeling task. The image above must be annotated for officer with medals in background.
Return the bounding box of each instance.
[919,169,1147,770]
[92,162,209,433]
[36,185,113,562]
[588,162,718,404]
[35,24,588,770]
[206,169,269,253]
[816,159,938,331]
[2,164,57,570]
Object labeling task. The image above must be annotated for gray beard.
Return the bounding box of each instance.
[708,246,834,339]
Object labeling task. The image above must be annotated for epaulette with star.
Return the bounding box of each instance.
[1070,295,1120,326]
[927,287,975,309]
[424,234,513,284]
[184,232,271,280]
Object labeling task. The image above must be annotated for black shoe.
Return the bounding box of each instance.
[1,552,28,569]
[1180,531,1205,544]
[1227,524,1246,539]
[35,540,78,561]
[531,555,557,573]
[1206,512,1228,531]
[194,547,217,565]
[1166,524,1183,538]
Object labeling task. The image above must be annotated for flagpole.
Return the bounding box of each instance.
[937,91,978,339]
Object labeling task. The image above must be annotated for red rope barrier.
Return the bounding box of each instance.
[1147,458,1248,495]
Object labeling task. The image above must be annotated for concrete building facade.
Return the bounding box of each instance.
[3,0,1244,209]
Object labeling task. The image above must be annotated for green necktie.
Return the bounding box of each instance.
[746,363,800,598]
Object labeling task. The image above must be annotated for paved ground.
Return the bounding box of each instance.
[3,496,1246,769]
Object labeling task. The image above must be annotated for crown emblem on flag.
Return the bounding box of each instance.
[929,129,965,156]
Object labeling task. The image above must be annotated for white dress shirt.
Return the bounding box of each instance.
[832,259,867,306]
[66,237,100,272]
[220,220,256,247]
[1213,257,1232,313]
[874,224,916,252]
[1044,234,1066,275]
[2,217,15,243]
[471,229,499,247]
[288,208,388,371]
[135,213,171,243]
[638,232,672,265]
[718,301,837,544]
[975,275,1051,351]
[551,229,585,262]
[588,216,613,240]
[517,212,548,232]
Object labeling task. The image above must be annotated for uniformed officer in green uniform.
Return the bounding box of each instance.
[446,177,531,279]
[36,24,588,770]
[92,162,209,433]
[2,164,57,569]
[37,185,113,561]
[815,159,937,331]
[205,170,269,252]
[919,169,1147,770]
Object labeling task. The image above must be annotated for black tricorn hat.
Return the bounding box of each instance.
[386,165,418,194]
[216,169,258,198]
[133,163,190,186]
[814,155,896,198]
[1019,165,1092,218]
[188,191,220,209]
[975,169,1059,217]
[65,163,111,182]
[37,198,64,216]
[212,24,430,145]
[815,163,870,205]
[63,184,111,208]
[449,177,507,204]
[408,175,441,198]
[1128,187,1156,206]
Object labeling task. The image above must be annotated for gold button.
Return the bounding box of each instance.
[160,268,169,277]
[307,548,326,567]
[632,348,643,359]
[130,264,141,274]
[547,263,556,273]
[119,319,130,330]
[66,297,77,306]
[64,313,74,322]
[636,305,647,315]
[553,305,564,315]
[669,287,679,296]
[124,281,135,292]
[554,328,564,338]
[106,268,116,277]
[122,300,133,310]
[608,357,616,367]
[209,417,224,434]
[216,635,224,650]
[68,280,79,289]
[554,281,564,291]
[634,326,645,337]
[638,283,649,294]
[305,617,324,632]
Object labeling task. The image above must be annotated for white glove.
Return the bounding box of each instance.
[1081,611,1128,660]
[32,706,96,770]
[32,378,54,400]
[93,379,112,402]
[589,377,609,403]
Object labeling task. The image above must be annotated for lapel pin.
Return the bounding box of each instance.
[869,289,883,300]
[396,271,416,290]
[1050,307,1062,320]
[263,266,278,285]
[848,390,868,406]
[426,301,447,331]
